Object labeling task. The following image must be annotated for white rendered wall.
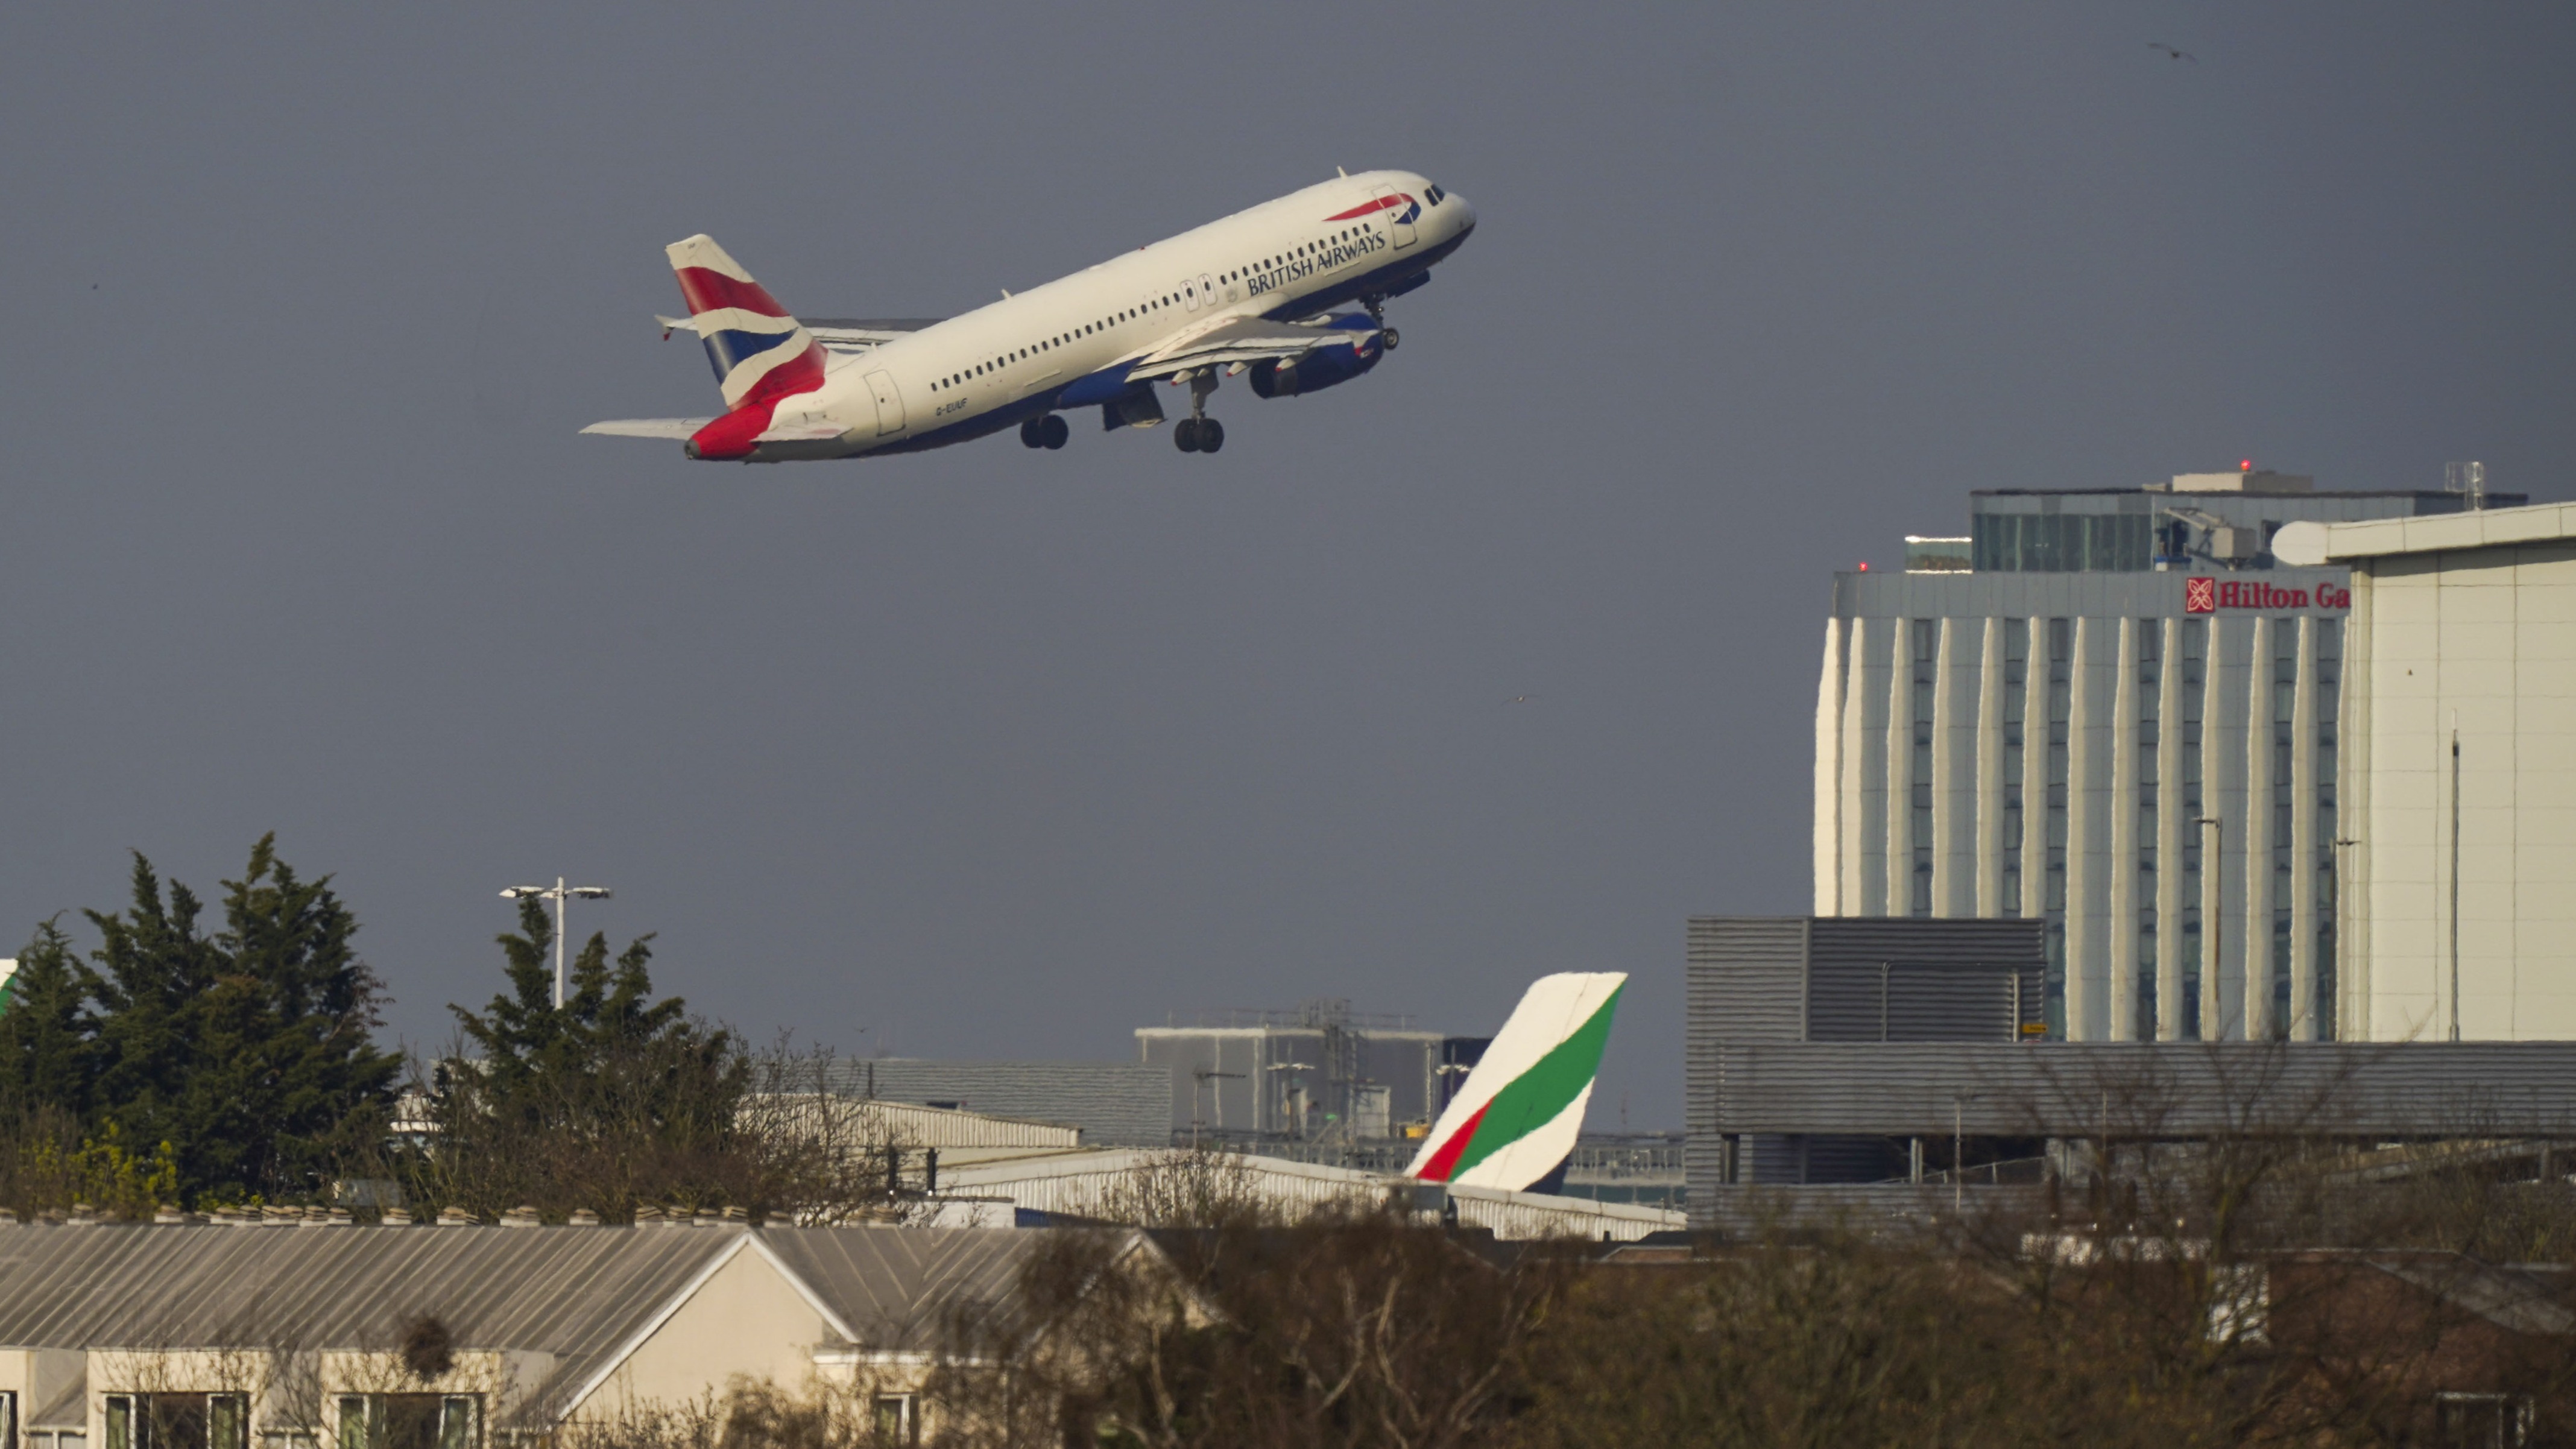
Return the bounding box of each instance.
[2345,539,2576,1041]
[1813,618,1845,915]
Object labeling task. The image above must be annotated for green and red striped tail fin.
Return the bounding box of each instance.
[0,957,15,1014]
[1405,972,1626,1191]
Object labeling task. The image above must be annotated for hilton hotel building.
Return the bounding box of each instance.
[1812,470,2521,1042]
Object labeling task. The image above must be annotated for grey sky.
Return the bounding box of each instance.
[4,4,2570,1126]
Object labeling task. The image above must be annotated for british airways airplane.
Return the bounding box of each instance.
[584,169,1473,462]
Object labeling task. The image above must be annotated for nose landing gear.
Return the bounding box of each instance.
[1018,413,1070,450]
[1172,370,1225,454]
[1360,294,1400,350]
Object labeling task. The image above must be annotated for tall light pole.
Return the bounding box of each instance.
[500,877,613,1009]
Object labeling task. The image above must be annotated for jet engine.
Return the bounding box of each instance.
[1249,316,1384,399]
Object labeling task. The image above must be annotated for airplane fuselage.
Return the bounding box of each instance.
[655,170,1473,462]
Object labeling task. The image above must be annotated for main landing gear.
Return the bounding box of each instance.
[1019,414,1070,450]
[1173,370,1225,454]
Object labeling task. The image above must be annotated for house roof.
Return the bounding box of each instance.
[0,1222,1129,1418]
[2369,1255,2576,1338]
[0,1220,742,1417]
[757,1228,1073,1354]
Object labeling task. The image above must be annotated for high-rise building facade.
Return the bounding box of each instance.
[1811,471,2520,1041]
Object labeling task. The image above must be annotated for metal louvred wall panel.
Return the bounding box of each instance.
[1685,917,1811,1211]
[1709,1041,2576,1137]
[1688,916,2047,1223]
[1802,918,2047,1043]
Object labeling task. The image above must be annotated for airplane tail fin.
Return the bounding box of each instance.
[664,235,827,414]
[1406,971,1626,1192]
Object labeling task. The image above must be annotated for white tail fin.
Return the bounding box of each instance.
[1406,972,1626,1191]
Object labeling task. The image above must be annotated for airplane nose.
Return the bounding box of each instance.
[1453,195,1477,235]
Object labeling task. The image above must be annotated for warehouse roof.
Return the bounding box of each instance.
[2274,499,2576,564]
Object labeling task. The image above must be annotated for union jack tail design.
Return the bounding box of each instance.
[665,235,826,459]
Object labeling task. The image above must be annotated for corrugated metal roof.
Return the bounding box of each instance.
[935,1149,1682,1242]
[0,1224,1131,1419]
[756,1228,1060,1351]
[0,1221,739,1416]
[825,1059,1172,1147]
[753,1094,1082,1149]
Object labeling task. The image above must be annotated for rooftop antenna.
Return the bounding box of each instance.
[2445,461,2487,511]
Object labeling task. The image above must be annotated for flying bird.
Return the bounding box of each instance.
[1504,693,1542,705]
[2148,43,2197,63]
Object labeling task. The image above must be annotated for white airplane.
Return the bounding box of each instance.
[583,169,1474,462]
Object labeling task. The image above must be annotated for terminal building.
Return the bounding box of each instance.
[1813,468,2523,1041]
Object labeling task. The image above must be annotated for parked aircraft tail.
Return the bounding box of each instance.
[1405,971,1626,1192]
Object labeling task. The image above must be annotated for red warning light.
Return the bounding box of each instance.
[2240,459,2253,471]
[1858,561,1869,572]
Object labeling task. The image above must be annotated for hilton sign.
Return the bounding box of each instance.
[2185,577,2350,614]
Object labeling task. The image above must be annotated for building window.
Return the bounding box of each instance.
[873,1395,919,1446]
[2432,1392,2531,1447]
[336,1397,478,1449]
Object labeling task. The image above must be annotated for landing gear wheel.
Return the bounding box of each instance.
[1197,418,1224,453]
[1040,413,1069,449]
[1174,418,1202,452]
[1019,417,1046,449]
[1380,327,1400,351]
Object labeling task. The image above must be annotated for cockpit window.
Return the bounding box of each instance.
[1424,184,1445,205]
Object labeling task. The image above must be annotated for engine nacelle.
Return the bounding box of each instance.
[1249,317,1384,399]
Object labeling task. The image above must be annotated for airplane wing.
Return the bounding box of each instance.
[655,315,944,349]
[1123,315,1369,382]
[581,418,713,439]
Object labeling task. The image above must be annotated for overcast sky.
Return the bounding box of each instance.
[5,4,2571,1128]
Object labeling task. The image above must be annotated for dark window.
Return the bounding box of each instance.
[338,1395,481,1449]
[873,1396,918,1447]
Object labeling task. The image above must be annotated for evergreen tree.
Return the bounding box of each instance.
[410,901,753,1217]
[448,899,740,1136]
[0,921,95,1119]
[81,836,399,1202]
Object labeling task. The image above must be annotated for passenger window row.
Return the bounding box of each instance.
[927,221,1377,394]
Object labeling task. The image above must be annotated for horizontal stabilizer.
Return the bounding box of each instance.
[581,418,712,440]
